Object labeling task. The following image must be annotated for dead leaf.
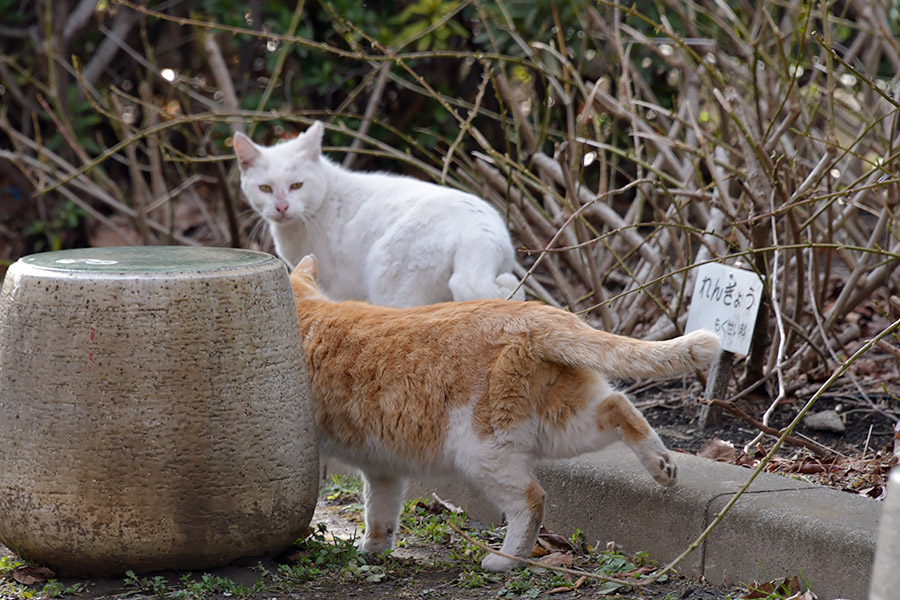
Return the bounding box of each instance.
[698,438,737,463]
[430,493,464,514]
[537,526,576,553]
[754,443,768,458]
[786,591,818,600]
[536,552,574,568]
[547,585,574,595]
[794,461,827,475]
[415,499,454,516]
[12,565,55,585]
[736,452,758,467]
[622,565,657,577]
[547,574,586,594]
[862,485,886,500]
[745,575,801,599]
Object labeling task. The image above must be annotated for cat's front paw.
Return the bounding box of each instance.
[652,452,678,486]
[357,534,393,554]
[481,552,523,572]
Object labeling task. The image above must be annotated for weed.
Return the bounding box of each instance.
[0,556,84,600]
[320,473,363,505]
[277,522,387,585]
[0,555,23,576]
[0,582,21,599]
[741,572,812,599]
[456,568,497,589]
[400,497,469,547]
[122,569,263,600]
[447,541,483,565]
[274,560,322,583]
[341,561,387,583]
[498,568,544,598]
[568,528,591,555]
[633,550,651,565]
[402,499,451,544]
[124,570,169,599]
[40,580,87,597]
[174,573,262,599]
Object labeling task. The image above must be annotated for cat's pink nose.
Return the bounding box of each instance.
[275,201,289,214]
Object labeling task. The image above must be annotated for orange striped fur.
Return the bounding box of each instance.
[289,255,719,570]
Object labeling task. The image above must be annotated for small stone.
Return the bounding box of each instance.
[803,410,846,434]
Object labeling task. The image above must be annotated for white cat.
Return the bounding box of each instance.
[234,122,523,307]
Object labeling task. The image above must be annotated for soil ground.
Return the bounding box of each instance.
[641,382,897,456]
[0,498,745,600]
[639,378,898,498]
[1,382,892,600]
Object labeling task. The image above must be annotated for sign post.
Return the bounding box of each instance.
[685,263,765,428]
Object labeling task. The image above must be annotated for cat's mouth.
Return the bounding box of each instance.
[268,212,294,224]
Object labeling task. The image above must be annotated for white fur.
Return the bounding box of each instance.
[359,474,405,553]
[534,375,618,459]
[235,122,523,306]
[319,387,675,571]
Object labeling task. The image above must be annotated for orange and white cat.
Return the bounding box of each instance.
[289,255,719,571]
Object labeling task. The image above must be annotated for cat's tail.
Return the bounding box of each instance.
[449,270,525,302]
[535,325,720,380]
[496,273,525,301]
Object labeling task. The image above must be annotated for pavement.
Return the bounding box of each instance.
[408,445,882,600]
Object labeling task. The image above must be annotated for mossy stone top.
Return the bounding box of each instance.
[18,246,277,275]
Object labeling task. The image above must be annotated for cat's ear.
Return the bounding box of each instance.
[298,121,324,160]
[289,255,323,300]
[233,132,261,170]
[293,254,319,281]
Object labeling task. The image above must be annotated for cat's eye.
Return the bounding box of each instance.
[290,182,304,191]
[258,184,273,193]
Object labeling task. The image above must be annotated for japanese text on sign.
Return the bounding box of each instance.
[685,262,764,355]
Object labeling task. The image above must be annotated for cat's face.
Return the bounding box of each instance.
[234,122,328,224]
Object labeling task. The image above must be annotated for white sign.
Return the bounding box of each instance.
[685,262,764,355]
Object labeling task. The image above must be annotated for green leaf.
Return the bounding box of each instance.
[597,580,626,595]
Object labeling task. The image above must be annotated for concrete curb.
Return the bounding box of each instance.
[409,445,881,600]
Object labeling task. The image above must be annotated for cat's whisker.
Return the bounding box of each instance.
[298,211,322,238]
[239,211,275,253]
[242,213,261,240]
[256,223,274,252]
[247,216,265,242]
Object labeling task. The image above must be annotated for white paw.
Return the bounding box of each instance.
[652,452,678,486]
[481,552,523,572]
[358,534,392,554]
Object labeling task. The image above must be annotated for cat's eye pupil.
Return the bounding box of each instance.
[290,182,304,191]
[259,184,272,193]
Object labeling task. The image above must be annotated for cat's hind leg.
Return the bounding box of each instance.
[359,473,406,553]
[470,466,546,571]
[596,392,677,486]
